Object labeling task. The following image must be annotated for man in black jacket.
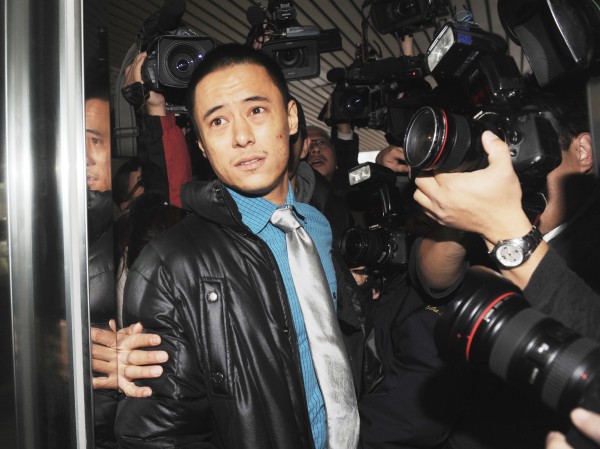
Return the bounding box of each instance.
[115,44,366,449]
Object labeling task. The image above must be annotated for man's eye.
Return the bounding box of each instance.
[251,106,265,115]
[91,138,100,145]
[211,117,223,126]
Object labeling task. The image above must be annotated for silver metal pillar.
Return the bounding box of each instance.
[3,0,93,447]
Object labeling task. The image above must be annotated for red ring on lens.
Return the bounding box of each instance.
[465,292,516,363]
[429,108,449,168]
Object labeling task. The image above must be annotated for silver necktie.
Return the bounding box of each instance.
[270,205,359,449]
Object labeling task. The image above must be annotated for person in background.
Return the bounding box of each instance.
[85,71,119,449]
[112,157,144,213]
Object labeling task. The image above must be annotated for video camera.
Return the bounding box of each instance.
[339,162,411,275]
[137,0,215,112]
[399,22,563,186]
[326,54,427,130]
[245,0,342,80]
[369,0,451,36]
[436,266,600,449]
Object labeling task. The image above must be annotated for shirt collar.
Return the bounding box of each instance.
[227,182,300,234]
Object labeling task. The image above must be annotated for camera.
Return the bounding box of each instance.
[327,55,426,129]
[436,266,600,420]
[339,163,410,274]
[132,0,215,111]
[369,0,451,36]
[402,22,563,184]
[142,26,215,106]
[246,0,342,80]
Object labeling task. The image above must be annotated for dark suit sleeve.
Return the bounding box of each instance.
[524,247,600,341]
[115,245,215,448]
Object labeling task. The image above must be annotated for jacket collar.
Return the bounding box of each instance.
[181,179,246,232]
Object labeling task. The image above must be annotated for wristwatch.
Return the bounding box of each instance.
[489,226,543,268]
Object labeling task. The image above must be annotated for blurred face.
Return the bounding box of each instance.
[306,128,336,181]
[85,98,111,192]
[194,63,298,205]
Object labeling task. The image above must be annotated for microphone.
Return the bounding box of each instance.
[246,4,267,27]
[157,0,187,32]
[139,0,187,47]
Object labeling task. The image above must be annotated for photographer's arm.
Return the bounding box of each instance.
[123,52,192,207]
[413,131,549,290]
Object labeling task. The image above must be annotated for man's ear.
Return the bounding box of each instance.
[287,99,299,136]
[576,132,593,174]
[197,137,208,159]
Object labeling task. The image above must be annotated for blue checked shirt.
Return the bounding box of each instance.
[228,183,336,449]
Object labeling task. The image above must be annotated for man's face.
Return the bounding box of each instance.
[85,98,111,192]
[306,129,336,181]
[194,63,297,205]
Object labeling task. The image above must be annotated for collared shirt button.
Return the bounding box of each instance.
[282,327,289,335]
[206,291,218,303]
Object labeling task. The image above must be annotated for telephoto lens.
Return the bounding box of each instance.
[435,266,600,417]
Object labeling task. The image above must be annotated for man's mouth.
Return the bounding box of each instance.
[309,157,325,167]
[236,156,265,171]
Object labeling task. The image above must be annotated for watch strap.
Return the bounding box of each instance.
[489,226,543,268]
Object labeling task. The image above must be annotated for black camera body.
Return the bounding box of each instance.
[248,0,342,80]
[142,26,215,93]
[329,55,426,129]
[339,163,410,275]
[402,22,563,185]
[370,0,451,36]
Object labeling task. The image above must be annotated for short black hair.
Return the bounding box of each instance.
[524,73,589,151]
[186,43,290,138]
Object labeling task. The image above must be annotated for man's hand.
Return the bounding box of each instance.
[91,320,118,390]
[375,146,409,174]
[546,409,600,449]
[413,131,548,289]
[413,131,531,244]
[123,52,167,116]
[117,322,169,398]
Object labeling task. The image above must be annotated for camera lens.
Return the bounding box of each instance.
[276,48,304,68]
[340,227,387,268]
[176,59,190,73]
[404,107,445,169]
[388,0,418,17]
[404,106,478,172]
[436,267,600,415]
[167,44,203,81]
[340,91,368,117]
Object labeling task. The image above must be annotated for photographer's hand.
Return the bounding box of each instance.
[376,146,409,174]
[546,409,600,449]
[413,131,549,289]
[123,51,166,116]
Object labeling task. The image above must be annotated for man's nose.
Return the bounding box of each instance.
[232,118,255,148]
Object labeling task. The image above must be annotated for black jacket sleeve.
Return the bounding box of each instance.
[524,247,600,341]
[115,244,215,449]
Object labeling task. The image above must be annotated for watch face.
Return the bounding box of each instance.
[496,243,524,268]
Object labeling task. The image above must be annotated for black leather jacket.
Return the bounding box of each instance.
[88,189,119,449]
[115,179,370,449]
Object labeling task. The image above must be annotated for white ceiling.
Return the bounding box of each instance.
[103,0,530,152]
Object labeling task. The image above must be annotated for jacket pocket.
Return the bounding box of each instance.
[198,278,231,397]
